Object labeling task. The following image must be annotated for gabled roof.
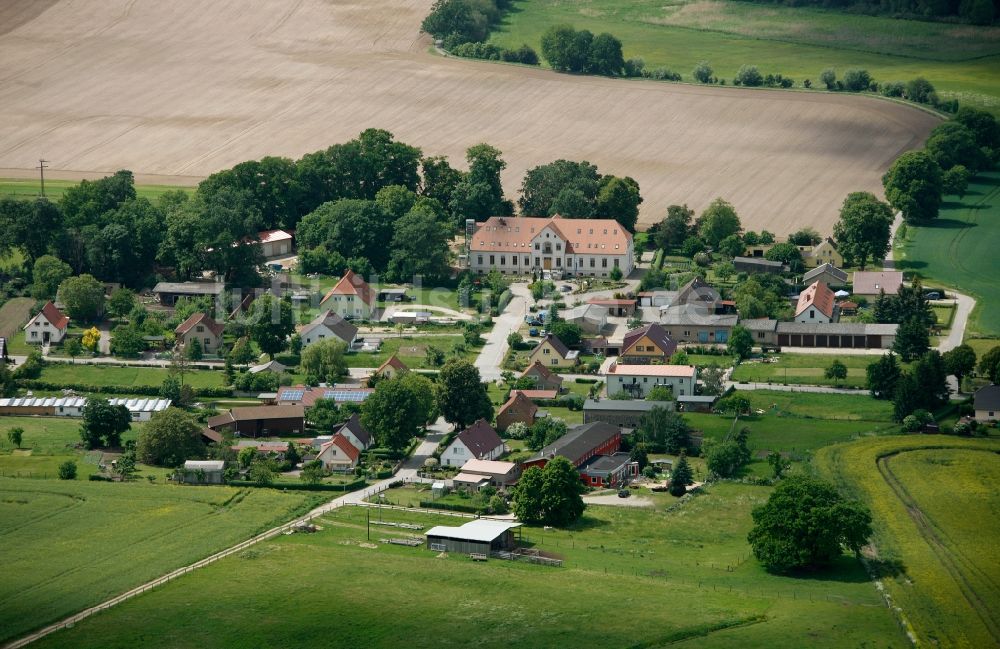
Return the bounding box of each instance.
[207,404,304,428]
[795,281,836,319]
[510,389,558,400]
[300,310,359,344]
[526,421,619,466]
[248,359,287,374]
[175,312,225,337]
[498,391,538,419]
[973,385,1000,412]
[621,323,675,356]
[319,433,360,463]
[376,354,408,375]
[454,419,503,459]
[606,361,696,378]
[276,385,373,407]
[26,301,69,330]
[740,318,778,332]
[257,229,294,244]
[470,216,632,256]
[459,459,518,476]
[335,412,372,448]
[675,277,719,306]
[521,360,561,384]
[733,256,783,268]
[852,271,904,295]
[322,270,375,307]
[804,263,848,284]
[536,333,571,358]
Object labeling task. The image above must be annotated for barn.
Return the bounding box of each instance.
[425,519,522,555]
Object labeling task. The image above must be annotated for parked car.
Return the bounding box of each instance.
[529,327,539,337]
[560,285,572,293]
[617,489,631,498]
[925,291,942,300]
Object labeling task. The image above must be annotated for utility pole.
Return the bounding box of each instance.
[37,159,48,197]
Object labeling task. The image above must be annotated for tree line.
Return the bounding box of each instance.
[421,0,539,64]
[742,0,996,26]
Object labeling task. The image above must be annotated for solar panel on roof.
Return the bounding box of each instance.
[281,389,305,400]
[329,390,370,402]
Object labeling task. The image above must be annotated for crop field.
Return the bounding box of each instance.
[731,353,900,389]
[0,177,193,201]
[816,435,1000,648]
[0,0,938,232]
[30,484,906,648]
[0,478,321,644]
[896,172,1000,337]
[490,0,1000,114]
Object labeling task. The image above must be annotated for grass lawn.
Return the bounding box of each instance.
[0,178,194,201]
[489,0,1000,114]
[0,478,321,644]
[815,435,1000,647]
[731,353,898,389]
[896,173,1000,337]
[345,335,475,368]
[963,337,1000,357]
[0,297,34,355]
[30,483,906,649]
[37,362,226,390]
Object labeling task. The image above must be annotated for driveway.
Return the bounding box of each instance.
[583,494,654,507]
[937,292,975,353]
[475,283,531,381]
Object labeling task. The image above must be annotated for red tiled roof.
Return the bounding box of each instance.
[522,360,558,381]
[510,389,558,400]
[175,312,225,337]
[320,433,360,463]
[39,302,69,330]
[470,216,632,256]
[376,354,408,374]
[322,270,375,306]
[257,229,293,244]
[499,391,539,418]
[795,281,836,319]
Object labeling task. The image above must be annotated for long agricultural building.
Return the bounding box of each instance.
[468,215,634,278]
[0,397,172,421]
[741,320,898,349]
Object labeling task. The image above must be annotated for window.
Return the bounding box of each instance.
[613,259,619,267]
[543,348,550,354]
[454,447,461,454]
[196,326,204,332]
[551,359,558,365]
[810,309,815,319]
[602,259,608,268]
[758,332,764,339]
[590,259,595,268]
[204,338,210,346]
[490,255,495,265]
[500,255,505,265]
[534,257,540,266]
[524,256,529,265]
[555,258,561,267]
[556,243,561,251]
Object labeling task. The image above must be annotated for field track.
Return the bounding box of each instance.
[876,449,1000,645]
[0,0,939,232]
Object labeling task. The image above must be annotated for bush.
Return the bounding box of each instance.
[644,67,682,81]
[624,57,645,77]
[842,69,872,92]
[880,81,905,98]
[693,61,713,83]
[451,41,504,60]
[734,65,763,87]
[502,44,539,65]
[58,460,77,480]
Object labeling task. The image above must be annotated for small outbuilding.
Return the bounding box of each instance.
[425,519,522,555]
[180,460,225,485]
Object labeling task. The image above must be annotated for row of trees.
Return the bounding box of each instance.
[743,0,996,26]
[540,25,627,76]
[421,0,510,48]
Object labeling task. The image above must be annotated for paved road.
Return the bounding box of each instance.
[475,283,531,382]
[937,293,976,353]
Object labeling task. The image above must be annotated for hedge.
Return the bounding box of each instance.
[419,500,482,514]
[227,478,366,492]
[17,379,233,398]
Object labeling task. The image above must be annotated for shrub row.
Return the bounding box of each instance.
[418,500,482,513]
[450,42,539,65]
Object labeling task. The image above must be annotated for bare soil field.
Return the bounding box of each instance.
[0,0,939,232]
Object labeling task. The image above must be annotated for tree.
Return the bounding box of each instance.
[824,359,848,386]
[705,439,747,478]
[58,460,78,480]
[511,466,545,523]
[421,156,463,206]
[549,322,582,348]
[595,175,642,232]
[717,234,745,259]
[637,407,691,453]
[978,346,1000,383]
[106,288,136,320]
[913,350,950,408]
[0,363,14,399]
[718,393,752,416]
[819,68,837,90]
[866,353,901,399]
[301,459,326,485]
[185,337,203,361]
[137,408,205,467]
[696,198,741,247]
[630,445,649,470]
[79,398,131,448]
[57,274,105,322]
[767,451,790,479]
[518,160,601,216]
[953,106,1000,154]
[734,65,763,87]
[110,325,145,358]
[7,427,23,449]
[31,255,72,300]
[832,192,894,269]
[238,447,257,469]
[926,121,987,172]
[609,265,623,281]
[540,24,586,72]
[362,373,436,450]
[437,360,493,428]
[728,325,754,360]
[301,338,348,384]
[892,372,922,422]
[764,242,802,268]
[646,385,674,402]
[529,417,568,451]
[892,316,929,362]
[81,326,101,353]
[450,143,511,223]
[247,294,295,360]
[748,476,873,573]
[249,459,275,486]
[842,68,872,92]
[297,198,393,271]
[588,32,625,76]
[655,204,694,250]
[882,150,943,222]
[788,228,821,246]
[701,364,725,395]
[669,452,693,496]
[693,61,713,83]
[387,206,452,282]
[540,456,587,525]
[943,344,977,390]
[942,165,970,198]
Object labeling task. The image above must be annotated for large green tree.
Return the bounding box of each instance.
[668,452,693,496]
[636,408,691,454]
[882,150,943,222]
[387,205,452,282]
[727,325,754,360]
[925,121,987,172]
[748,475,873,573]
[449,143,511,223]
[892,316,930,362]
[246,295,295,360]
[696,198,741,247]
[79,398,131,448]
[595,175,642,232]
[57,274,105,322]
[519,160,600,216]
[512,457,585,526]
[978,346,1000,383]
[866,353,901,399]
[31,255,72,300]
[654,204,694,250]
[297,199,393,271]
[437,359,493,428]
[943,344,977,389]
[832,192,894,269]
[301,338,348,384]
[137,408,205,467]
[361,373,436,451]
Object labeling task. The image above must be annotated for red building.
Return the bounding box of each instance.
[521,422,621,483]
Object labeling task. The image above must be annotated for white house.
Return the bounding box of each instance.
[319,270,376,320]
[24,301,69,345]
[299,310,359,348]
[603,361,697,399]
[441,419,505,467]
[334,413,372,451]
[316,433,360,471]
[469,215,634,278]
[794,281,837,324]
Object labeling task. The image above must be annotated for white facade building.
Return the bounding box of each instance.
[604,362,697,399]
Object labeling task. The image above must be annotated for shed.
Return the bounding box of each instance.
[425,519,522,554]
[181,460,225,485]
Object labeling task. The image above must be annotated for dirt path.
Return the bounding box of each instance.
[0,0,939,232]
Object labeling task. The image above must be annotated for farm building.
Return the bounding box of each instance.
[442,419,505,467]
[733,256,785,275]
[319,270,376,320]
[604,361,697,398]
[522,421,621,471]
[231,440,291,456]
[495,391,538,432]
[180,460,225,485]
[578,453,638,488]
[638,291,675,308]
[24,302,69,345]
[852,271,904,300]
[453,459,521,488]
[563,304,608,334]
[0,397,171,421]
[425,519,522,555]
[804,263,848,288]
[257,229,294,258]
[582,398,670,430]
[740,320,898,349]
[588,298,637,317]
[677,394,718,413]
[468,215,634,278]
[377,287,408,302]
[619,323,677,364]
[659,306,737,344]
[207,405,304,437]
[273,385,373,407]
[152,281,225,306]
[520,361,563,391]
[973,385,1000,423]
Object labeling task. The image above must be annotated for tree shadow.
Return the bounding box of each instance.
[926,217,977,228]
[772,555,880,583]
[868,556,907,579]
[896,259,927,271]
[976,175,1000,187]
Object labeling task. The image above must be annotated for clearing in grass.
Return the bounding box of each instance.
[731,353,901,389]
[0,178,194,201]
[896,172,1000,337]
[35,362,226,390]
[815,435,1000,648]
[29,484,907,648]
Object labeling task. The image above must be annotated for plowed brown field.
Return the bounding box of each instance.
[0,0,939,231]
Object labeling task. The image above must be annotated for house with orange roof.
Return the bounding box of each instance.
[468,215,634,278]
[257,229,294,259]
[520,360,563,391]
[604,361,697,398]
[374,354,408,380]
[24,301,69,345]
[794,281,838,324]
[319,269,376,320]
[174,312,226,355]
[316,433,360,471]
[496,391,538,431]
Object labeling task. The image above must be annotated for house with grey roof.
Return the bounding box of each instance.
[299,310,359,348]
[738,319,898,349]
[441,419,505,467]
[583,398,672,430]
[734,256,785,275]
[804,263,848,288]
[973,385,1000,423]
